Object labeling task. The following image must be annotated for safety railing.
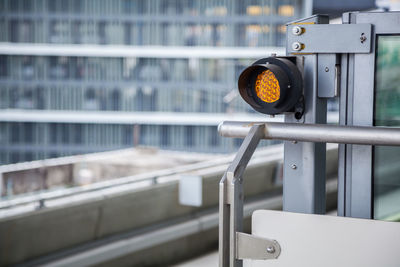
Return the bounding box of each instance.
[218,121,400,267]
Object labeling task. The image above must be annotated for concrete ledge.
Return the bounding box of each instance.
[0,145,338,266]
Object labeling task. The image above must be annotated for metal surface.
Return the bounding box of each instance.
[286,24,372,54]
[218,121,400,146]
[339,11,400,219]
[292,26,303,36]
[251,210,400,267]
[291,42,302,51]
[337,11,354,215]
[219,124,265,267]
[318,54,339,98]
[284,15,328,215]
[236,232,280,260]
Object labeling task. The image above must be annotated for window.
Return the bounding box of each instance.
[23,123,33,143]
[71,21,81,44]
[0,56,7,77]
[49,57,69,79]
[209,126,219,147]
[160,125,170,147]
[98,21,107,44]
[184,126,194,147]
[373,36,400,220]
[123,126,132,145]
[106,89,120,111]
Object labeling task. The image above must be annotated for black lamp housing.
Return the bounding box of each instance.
[238,57,303,117]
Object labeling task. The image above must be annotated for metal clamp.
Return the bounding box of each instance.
[219,124,281,267]
[286,24,372,54]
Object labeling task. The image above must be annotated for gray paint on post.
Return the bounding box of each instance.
[340,12,400,219]
[283,15,329,214]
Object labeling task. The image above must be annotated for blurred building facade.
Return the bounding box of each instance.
[0,0,311,164]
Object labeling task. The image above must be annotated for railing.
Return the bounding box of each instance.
[219,121,400,146]
[0,146,283,210]
[218,121,400,267]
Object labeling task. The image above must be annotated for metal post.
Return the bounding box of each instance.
[219,124,265,267]
[284,15,329,214]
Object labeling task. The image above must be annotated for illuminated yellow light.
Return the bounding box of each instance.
[254,70,280,103]
[278,5,294,16]
[263,6,270,15]
[277,25,286,33]
[247,24,261,33]
[262,25,270,33]
[247,5,262,16]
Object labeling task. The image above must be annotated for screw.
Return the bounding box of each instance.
[291,164,297,170]
[270,114,275,118]
[360,33,367,43]
[292,26,303,36]
[325,67,329,72]
[266,246,275,254]
[292,42,302,51]
[292,140,297,144]
[287,85,291,88]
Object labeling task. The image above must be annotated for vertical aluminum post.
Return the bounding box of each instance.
[283,15,329,214]
[219,124,265,267]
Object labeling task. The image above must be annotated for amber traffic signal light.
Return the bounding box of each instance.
[238,57,303,118]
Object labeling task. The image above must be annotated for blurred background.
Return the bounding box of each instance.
[0,0,397,266]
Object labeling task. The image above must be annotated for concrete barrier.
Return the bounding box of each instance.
[0,145,338,266]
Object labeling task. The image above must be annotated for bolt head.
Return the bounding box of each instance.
[292,26,303,36]
[325,67,329,72]
[266,246,275,254]
[360,34,367,43]
[291,164,297,170]
[292,42,302,51]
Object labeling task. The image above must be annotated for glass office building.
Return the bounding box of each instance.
[0,0,310,164]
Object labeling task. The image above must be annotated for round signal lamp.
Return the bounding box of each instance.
[238,57,303,116]
[254,70,280,103]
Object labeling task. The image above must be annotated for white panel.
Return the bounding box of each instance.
[179,175,202,207]
[249,210,400,267]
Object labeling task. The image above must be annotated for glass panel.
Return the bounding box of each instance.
[374,35,400,221]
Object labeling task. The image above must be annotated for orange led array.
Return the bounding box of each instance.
[254,70,280,103]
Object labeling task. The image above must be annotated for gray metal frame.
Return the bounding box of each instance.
[218,121,400,266]
[219,124,281,267]
[283,15,328,214]
[338,12,400,219]
[219,11,400,266]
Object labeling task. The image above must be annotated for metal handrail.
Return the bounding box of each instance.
[219,121,400,146]
[218,121,400,267]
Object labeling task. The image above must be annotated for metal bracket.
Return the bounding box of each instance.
[318,54,340,98]
[236,232,281,260]
[286,24,372,54]
[220,124,282,267]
